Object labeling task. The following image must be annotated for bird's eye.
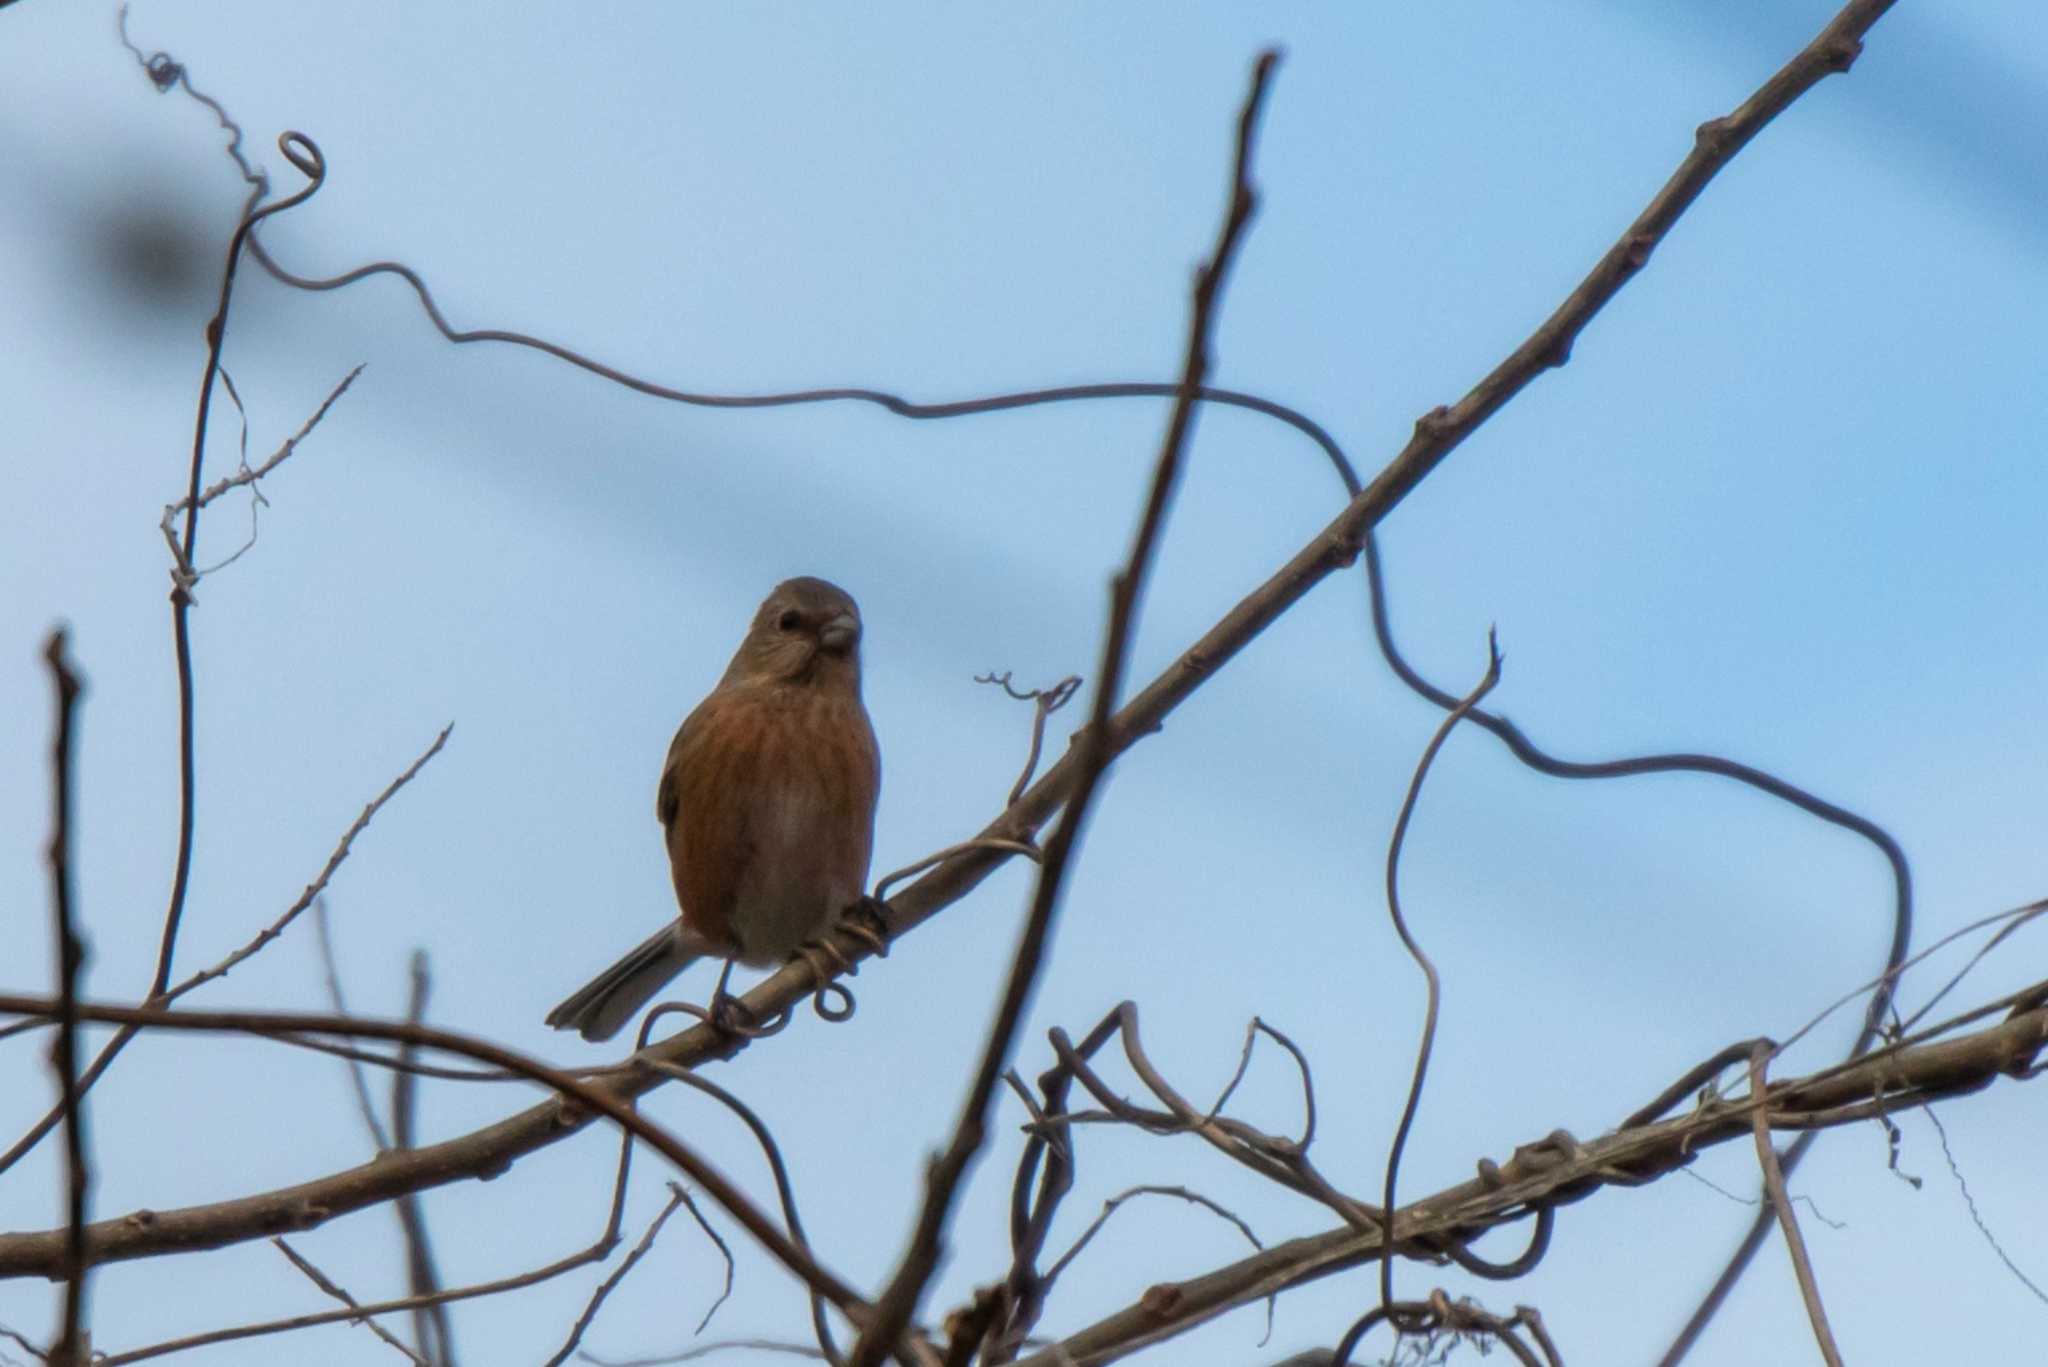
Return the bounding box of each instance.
[777,609,803,633]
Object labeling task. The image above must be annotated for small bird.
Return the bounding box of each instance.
[546,576,881,1042]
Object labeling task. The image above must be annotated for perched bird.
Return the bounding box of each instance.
[546,576,882,1042]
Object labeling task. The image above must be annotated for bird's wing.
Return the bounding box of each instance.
[658,688,758,948]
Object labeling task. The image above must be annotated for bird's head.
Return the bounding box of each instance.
[726,576,864,690]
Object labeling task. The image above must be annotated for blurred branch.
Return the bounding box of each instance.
[41,630,90,1367]
[315,897,395,1152]
[393,953,456,1366]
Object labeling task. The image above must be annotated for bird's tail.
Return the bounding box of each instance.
[545,924,707,1043]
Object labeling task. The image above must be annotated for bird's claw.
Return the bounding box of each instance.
[846,895,893,956]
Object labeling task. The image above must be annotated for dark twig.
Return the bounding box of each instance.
[273,1238,429,1365]
[0,1323,46,1364]
[544,1185,692,1367]
[1380,637,1503,1313]
[1746,1048,1842,1367]
[849,52,1283,1367]
[1922,1104,2048,1305]
[42,630,90,1367]
[393,953,456,1366]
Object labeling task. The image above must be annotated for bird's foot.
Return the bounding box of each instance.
[703,975,783,1039]
[843,895,893,957]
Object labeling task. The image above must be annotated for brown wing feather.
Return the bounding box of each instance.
[658,689,756,950]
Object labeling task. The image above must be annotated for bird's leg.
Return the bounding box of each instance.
[790,896,893,986]
[705,959,762,1036]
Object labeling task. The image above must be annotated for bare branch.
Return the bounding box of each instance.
[849,50,1284,1367]
[174,726,452,1005]
[273,1238,428,1365]
[1745,1049,1842,1366]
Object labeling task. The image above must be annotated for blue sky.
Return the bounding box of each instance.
[2,2,2044,1364]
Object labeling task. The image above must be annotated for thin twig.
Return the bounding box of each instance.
[581,1341,828,1366]
[1041,1185,1262,1288]
[848,51,1283,1367]
[872,840,1042,907]
[1379,637,1502,1314]
[168,726,452,1004]
[975,673,1084,808]
[1921,1104,2048,1305]
[1745,1048,1843,1367]
[273,1237,429,1365]
[642,1040,831,1361]
[42,630,90,1367]
[157,364,365,589]
[543,1185,692,1367]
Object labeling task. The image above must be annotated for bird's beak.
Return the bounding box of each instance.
[818,614,859,654]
